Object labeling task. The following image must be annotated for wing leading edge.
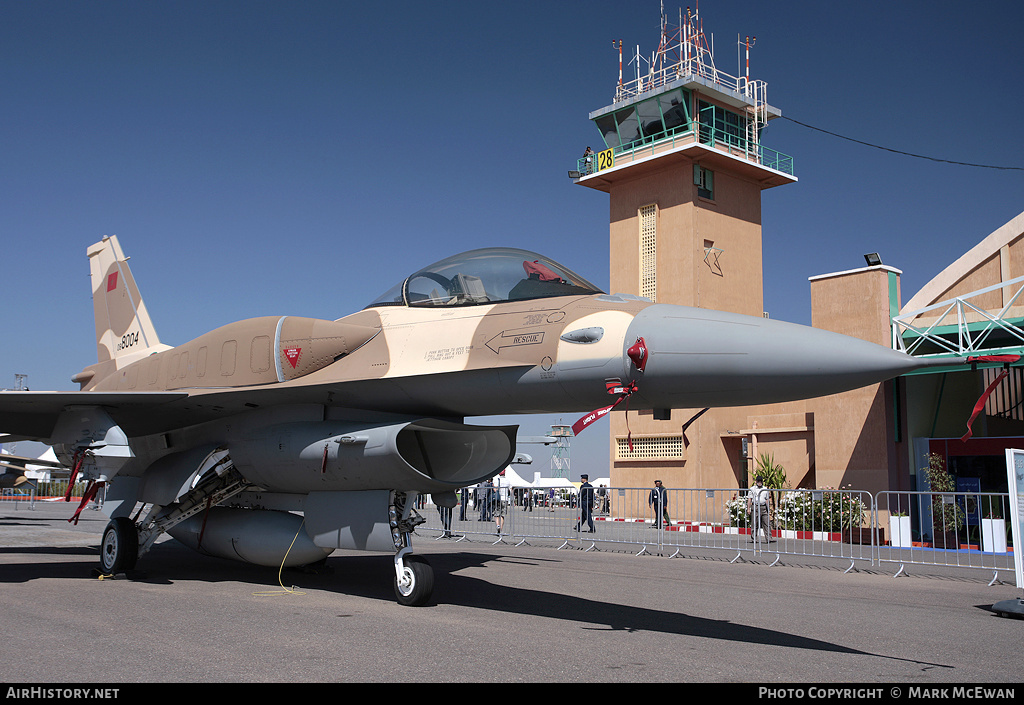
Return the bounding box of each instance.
[0,391,188,443]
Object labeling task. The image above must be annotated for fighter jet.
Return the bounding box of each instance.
[0,236,944,605]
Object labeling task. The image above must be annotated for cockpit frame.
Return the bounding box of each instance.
[366,248,604,309]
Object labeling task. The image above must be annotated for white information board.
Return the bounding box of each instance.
[1004,449,1024,590]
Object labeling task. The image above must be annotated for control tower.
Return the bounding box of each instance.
[572,6,798,490]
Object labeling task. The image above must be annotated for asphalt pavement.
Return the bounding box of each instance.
[1,501,1021,685]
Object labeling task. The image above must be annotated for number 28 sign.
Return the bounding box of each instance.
[597,148,614,171]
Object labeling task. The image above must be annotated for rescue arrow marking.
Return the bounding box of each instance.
[485,330,545,354]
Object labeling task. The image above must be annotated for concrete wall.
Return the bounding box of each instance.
[609,262,905,502]
[607,164,764,316]
[607,155,768,495]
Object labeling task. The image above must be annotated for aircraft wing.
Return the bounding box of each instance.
[0,390,189,443]
[0,369,515,444]
[0,452,65,470]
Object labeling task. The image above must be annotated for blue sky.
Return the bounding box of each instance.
[2,1,1023,475]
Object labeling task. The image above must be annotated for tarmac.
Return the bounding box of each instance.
[1,500,1021,685]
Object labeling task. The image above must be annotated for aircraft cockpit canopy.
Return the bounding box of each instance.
[366,248,604,308]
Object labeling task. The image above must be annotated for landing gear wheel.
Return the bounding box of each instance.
[100,517,139,575]
[394,555,434,606]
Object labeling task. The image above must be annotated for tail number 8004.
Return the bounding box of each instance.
[116,332,140,351]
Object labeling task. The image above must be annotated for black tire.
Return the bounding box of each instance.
[100,517,138,574]
[394,555,434,606]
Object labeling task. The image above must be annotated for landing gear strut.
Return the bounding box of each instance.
[394,549,434,606]
[390,492,434,606]
[98,453,248,577]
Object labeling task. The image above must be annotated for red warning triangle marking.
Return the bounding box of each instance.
[284,347,302,368]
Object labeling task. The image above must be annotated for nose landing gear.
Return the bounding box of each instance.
[390,492,433,606]
[394,549,434,606]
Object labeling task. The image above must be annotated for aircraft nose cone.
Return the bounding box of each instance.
[624,305,927,408]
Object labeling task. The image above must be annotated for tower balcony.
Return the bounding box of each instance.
[574,120,795,193]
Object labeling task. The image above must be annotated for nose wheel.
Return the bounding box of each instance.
[394,550,433,606]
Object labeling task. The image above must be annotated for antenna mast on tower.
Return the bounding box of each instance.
[612,3,769,158]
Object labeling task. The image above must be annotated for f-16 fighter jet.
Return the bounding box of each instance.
[0,236,943,605]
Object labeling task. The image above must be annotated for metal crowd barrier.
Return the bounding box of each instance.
[416,485,1016,582]
[1,487,36,508]
[0,481,103,511]
[874,490,1015,584]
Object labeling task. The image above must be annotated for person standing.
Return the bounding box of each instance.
[492,486,506,536]
[574,474,595,533]
[747,475,773,543]
[648,480,671,529]
[478,480,493,522]
[438,502,454,538]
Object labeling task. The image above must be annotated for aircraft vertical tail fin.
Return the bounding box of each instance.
[88,235,168,367]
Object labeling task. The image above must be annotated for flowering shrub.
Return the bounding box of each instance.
[777,491,814,530]
[725,495,748,526]
[776,487,866,532]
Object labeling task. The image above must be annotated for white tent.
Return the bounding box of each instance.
[27,447,60,481]
[496,466,532,488]
[531,476,575,489]
[1,445,59,482]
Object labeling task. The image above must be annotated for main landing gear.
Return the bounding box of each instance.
[97,456,249,578]
[94,483,439,607]
[99,517,138,575]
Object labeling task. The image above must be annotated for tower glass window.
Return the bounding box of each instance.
[614,108,641,146]
[698,100,748,149]
[658,89,690,131]
[694,166,714,200]
[593,88,692,150]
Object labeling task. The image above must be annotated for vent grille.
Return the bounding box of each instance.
[615,435,684,460]
[640,204,657,302]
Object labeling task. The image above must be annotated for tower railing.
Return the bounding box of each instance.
[576,121,794,178]
[614,58,766,107]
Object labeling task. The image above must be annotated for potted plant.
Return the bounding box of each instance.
[922,453,965,548]
[889,510,913,548]
[982,501,1007,553]
[752,453,789,492]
